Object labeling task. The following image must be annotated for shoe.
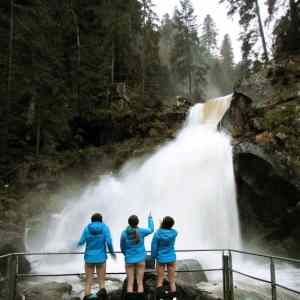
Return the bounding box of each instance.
[168,291,177,299]
[136,292,145,300]
[156,287,166,299]
[96,288,107,300]
[83,294,97,300]
[126,292,137,300]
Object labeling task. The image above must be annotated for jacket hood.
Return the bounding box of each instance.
[88,222,104,235]
[126,226,138,234]
[157,228,177,240]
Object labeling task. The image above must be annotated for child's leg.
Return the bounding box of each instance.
[156,263,165,287]
[84,263,95,295]
[167,262,176,292]
[126,264,135,292]
[136,263,146,293]
[96,263,106,289]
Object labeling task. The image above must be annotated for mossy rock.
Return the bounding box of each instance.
[291,158,300,177]
[262,100,300,129]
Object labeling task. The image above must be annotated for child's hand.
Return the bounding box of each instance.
[70,240,79,249]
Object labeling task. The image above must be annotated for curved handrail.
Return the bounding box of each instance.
[229,249,300,264]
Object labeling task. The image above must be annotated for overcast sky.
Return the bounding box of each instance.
[152,0,271,62]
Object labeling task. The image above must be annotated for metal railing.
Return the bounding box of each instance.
[230,249,300,298]
[0,249,300,300]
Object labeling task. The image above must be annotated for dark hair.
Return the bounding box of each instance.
[127,215,140,244]
[128,215,139,227]
[161,216,175,229]
[91,213,102,222]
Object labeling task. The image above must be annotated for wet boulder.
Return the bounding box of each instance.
[19,282,72,300]
[109,257,211,300]
[176,259,208,285]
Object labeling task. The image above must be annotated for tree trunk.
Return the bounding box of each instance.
[8,0,14,118]
[288,0,300,52]
[35,99,41,157]
[1,0,14,156]
[76,17,80,91]
[188,71,192,98]
[254,0,269,62]
[141,0,146,102]
[111,39,115,84]
[142,42,145,101]
[69,1,81,112]
[76,20,81,113]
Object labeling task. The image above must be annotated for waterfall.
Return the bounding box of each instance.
[27,94,241,274]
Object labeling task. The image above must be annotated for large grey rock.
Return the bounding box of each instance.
[176,259,208,285]
[109,275,215,300]
[20,282,72,300]
[109,256,211,300]
[109,258,210,300]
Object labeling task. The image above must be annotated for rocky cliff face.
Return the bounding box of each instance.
[222,55,300,256]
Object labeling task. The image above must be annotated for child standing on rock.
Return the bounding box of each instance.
[78,213,116,300]
[151,216,178,300]
[120,212,154,300]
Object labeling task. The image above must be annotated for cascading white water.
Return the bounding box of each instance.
[27,94,241,274]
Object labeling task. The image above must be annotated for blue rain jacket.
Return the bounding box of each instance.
[120,216,154,264]
[78,222,114,264]
[151,228,177,264]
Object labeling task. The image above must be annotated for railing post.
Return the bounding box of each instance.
[223,252,234,300]
[7,255,17,300]
[223,254,230,300]
[228,251,234,300]
[270,258,277,300]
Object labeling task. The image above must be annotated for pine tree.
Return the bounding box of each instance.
[140,0,159,101]
[201,14,218,56]
[107,0,143,84]
[170,0,206,99]
[6,0,75,156]
[267,0,300,56]
[221,34,234,74]
[159,14,175,66]
[220,0,269,63]
[0,0,14,158]
[220,34,235,94]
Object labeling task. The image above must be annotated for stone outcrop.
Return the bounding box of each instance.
[221,55,300,256]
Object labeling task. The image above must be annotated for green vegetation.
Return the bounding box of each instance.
[220,0,300,65]
[0,0,298,187]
